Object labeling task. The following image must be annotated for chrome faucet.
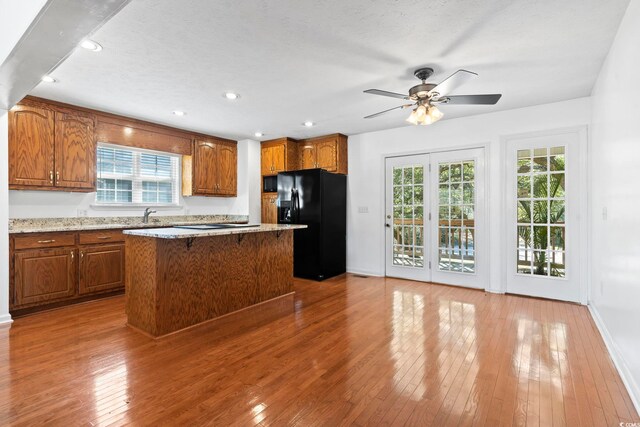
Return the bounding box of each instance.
[143,207,157,224]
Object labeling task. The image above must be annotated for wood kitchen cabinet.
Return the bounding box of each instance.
[14,247,76,307]
[261,193,278,224]
[261,138,299,176]
[9,103,96,192]
[9,102,96,191]
[79,244,125,295]
[8,105,55,188]
[10,230,126,315]
[54,111,96,189]
[298,134,348,174]
[185,137,237,196]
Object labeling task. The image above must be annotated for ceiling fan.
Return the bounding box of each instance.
[364,67,502,125]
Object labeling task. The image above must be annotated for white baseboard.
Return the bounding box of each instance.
[588,304,640,415]
[346,268,384,277]
[0,314,13,326]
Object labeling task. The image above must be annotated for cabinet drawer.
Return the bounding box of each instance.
[79,230,124,245]
[14,233,76,250]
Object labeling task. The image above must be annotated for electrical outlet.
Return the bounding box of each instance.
[358,206,369,214]
[602,207,607,220]
[77,209,88,217]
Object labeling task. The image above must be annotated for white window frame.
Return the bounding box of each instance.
[94,142,182,208]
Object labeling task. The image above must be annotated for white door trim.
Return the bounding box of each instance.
[501,126,588,304]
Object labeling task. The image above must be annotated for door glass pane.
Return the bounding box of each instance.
[516,146,566,278]
[392,165,425,268]
[438,161,475,273]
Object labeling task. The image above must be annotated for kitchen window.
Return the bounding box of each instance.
[96,143,180,206]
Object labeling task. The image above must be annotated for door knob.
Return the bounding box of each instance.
[385,223,390,228]
[386,215,391,219]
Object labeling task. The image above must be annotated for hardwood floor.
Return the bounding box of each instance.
[1,274,637,426]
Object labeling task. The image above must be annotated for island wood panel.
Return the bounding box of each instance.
[8,105,55,188]
[124,230,294,337]
[54,111,95,189]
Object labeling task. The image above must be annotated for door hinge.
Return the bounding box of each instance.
[429,261,432,269]
[428,212,431,221]
[429,164,431,172]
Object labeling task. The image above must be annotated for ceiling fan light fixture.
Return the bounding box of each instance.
[405,109,419,125]
[428,105,444,123]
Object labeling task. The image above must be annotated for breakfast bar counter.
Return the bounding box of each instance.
[123,224,306,338]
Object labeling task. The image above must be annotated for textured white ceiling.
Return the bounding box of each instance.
[31,0,629,140]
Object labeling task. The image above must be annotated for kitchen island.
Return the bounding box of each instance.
[123,224,306,338]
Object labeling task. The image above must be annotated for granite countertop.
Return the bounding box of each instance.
[8,215,249,234]
[123,224,307,239]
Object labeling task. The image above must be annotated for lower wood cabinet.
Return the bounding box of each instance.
[14,248,76,306]
[10,230,126,315]
[79,244,125,295]
[261,193,278,224]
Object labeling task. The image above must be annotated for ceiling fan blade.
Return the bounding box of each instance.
[364,89,410,100]
[428,70,477,97]
[436,94,502,105]
[364,104,413,119]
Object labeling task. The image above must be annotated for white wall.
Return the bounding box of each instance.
[9,139,260,219]
[589,0,640,411]
[347,97,591,293]
[0,110,10,324]
[246,139,262,223]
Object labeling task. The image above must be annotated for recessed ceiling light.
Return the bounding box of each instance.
[41,75,56,83]
[172,110,186,116]
[79,39,102,52]
[254,132,264,138]
[303,121,315,127]
[224,92,239,100]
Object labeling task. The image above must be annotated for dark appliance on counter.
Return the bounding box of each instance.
[277,169,347,281]
[263,175,278,193]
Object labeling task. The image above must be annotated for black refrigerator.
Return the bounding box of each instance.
[277,169,347,281]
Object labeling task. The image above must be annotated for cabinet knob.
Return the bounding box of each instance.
[70,251,74,260]
[49,171,54,183]
[80,251,84,259]
[56,171,60,181]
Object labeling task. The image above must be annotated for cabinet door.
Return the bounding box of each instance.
[271,144,286,173]
[193,139,218,194]
[14,248,76,307]
[55,112,96,189]
[8,105,55,188]
[261,146,273,175]
[316,139,338,172]
[299,143,316,169]
[261,193,278,223]
[79,244,125,295]
[216,142,237,196]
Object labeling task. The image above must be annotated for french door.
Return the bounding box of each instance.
[385,148,486,289]
[505,128,585,302]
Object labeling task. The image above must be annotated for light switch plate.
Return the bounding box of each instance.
[358,206,369,214]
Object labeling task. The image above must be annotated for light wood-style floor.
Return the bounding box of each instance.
[1,274,637,426]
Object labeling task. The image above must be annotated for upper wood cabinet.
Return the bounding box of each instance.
[9,102,96,191]
[261,138,298,176]
[54,112,96,189]
[8,105,55,188]
[298,134,348,174]
[185,137,237,197]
